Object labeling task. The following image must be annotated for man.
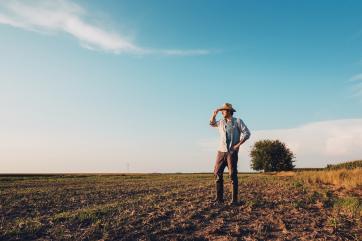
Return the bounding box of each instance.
[209,103,251,205]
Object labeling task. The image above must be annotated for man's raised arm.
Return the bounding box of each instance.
[209,109,219,127]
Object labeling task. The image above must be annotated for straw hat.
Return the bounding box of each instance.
[218,103,236,112]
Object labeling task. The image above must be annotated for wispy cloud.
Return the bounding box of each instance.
[348,74,362,99]
[0,0,211,56]
[200,118,362,171]
[350,73,362,82]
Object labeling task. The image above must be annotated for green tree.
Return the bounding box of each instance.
[250,139,296,172]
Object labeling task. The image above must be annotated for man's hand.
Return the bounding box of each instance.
[232,141,244,151]
[232,144,240,151]
[210,109,220,127]
[229,144,240,155]
[213,109,220,117]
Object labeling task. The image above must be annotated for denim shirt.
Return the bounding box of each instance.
[225,119,233,151]
[210,117,251,152]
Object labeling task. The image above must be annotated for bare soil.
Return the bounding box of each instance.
[0,173,360,240]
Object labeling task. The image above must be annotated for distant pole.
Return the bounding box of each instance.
[126,162,130,173]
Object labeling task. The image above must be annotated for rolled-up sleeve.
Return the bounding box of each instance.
[239,118,251,142]
[209,119,219,128]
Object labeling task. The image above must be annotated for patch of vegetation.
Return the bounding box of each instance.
[52,202,121,224]
[333,197,361,218]
[291,180,308,194]
[322,190,336,208]
[326,160,362,170]
[4,218,44,239]
[291,199,307,209]
[307,191,323,204]
[294,167,362,190]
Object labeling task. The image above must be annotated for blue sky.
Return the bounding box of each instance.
[1,0,362,173]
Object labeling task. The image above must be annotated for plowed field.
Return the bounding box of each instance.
[0,174,360,240]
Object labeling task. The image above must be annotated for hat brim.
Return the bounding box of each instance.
[219,108,236,112]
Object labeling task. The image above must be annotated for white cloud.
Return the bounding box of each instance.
[201,118,362,171]
[0,0,211,56]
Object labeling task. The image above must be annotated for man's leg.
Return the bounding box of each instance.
[227,151,239,204]
[213,151,227,202]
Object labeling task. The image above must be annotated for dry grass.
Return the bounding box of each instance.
[275,171,296,177]
[295,168,362,190]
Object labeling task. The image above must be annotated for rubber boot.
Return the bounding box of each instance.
[214,179,224,203]
[230,178,238,205]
